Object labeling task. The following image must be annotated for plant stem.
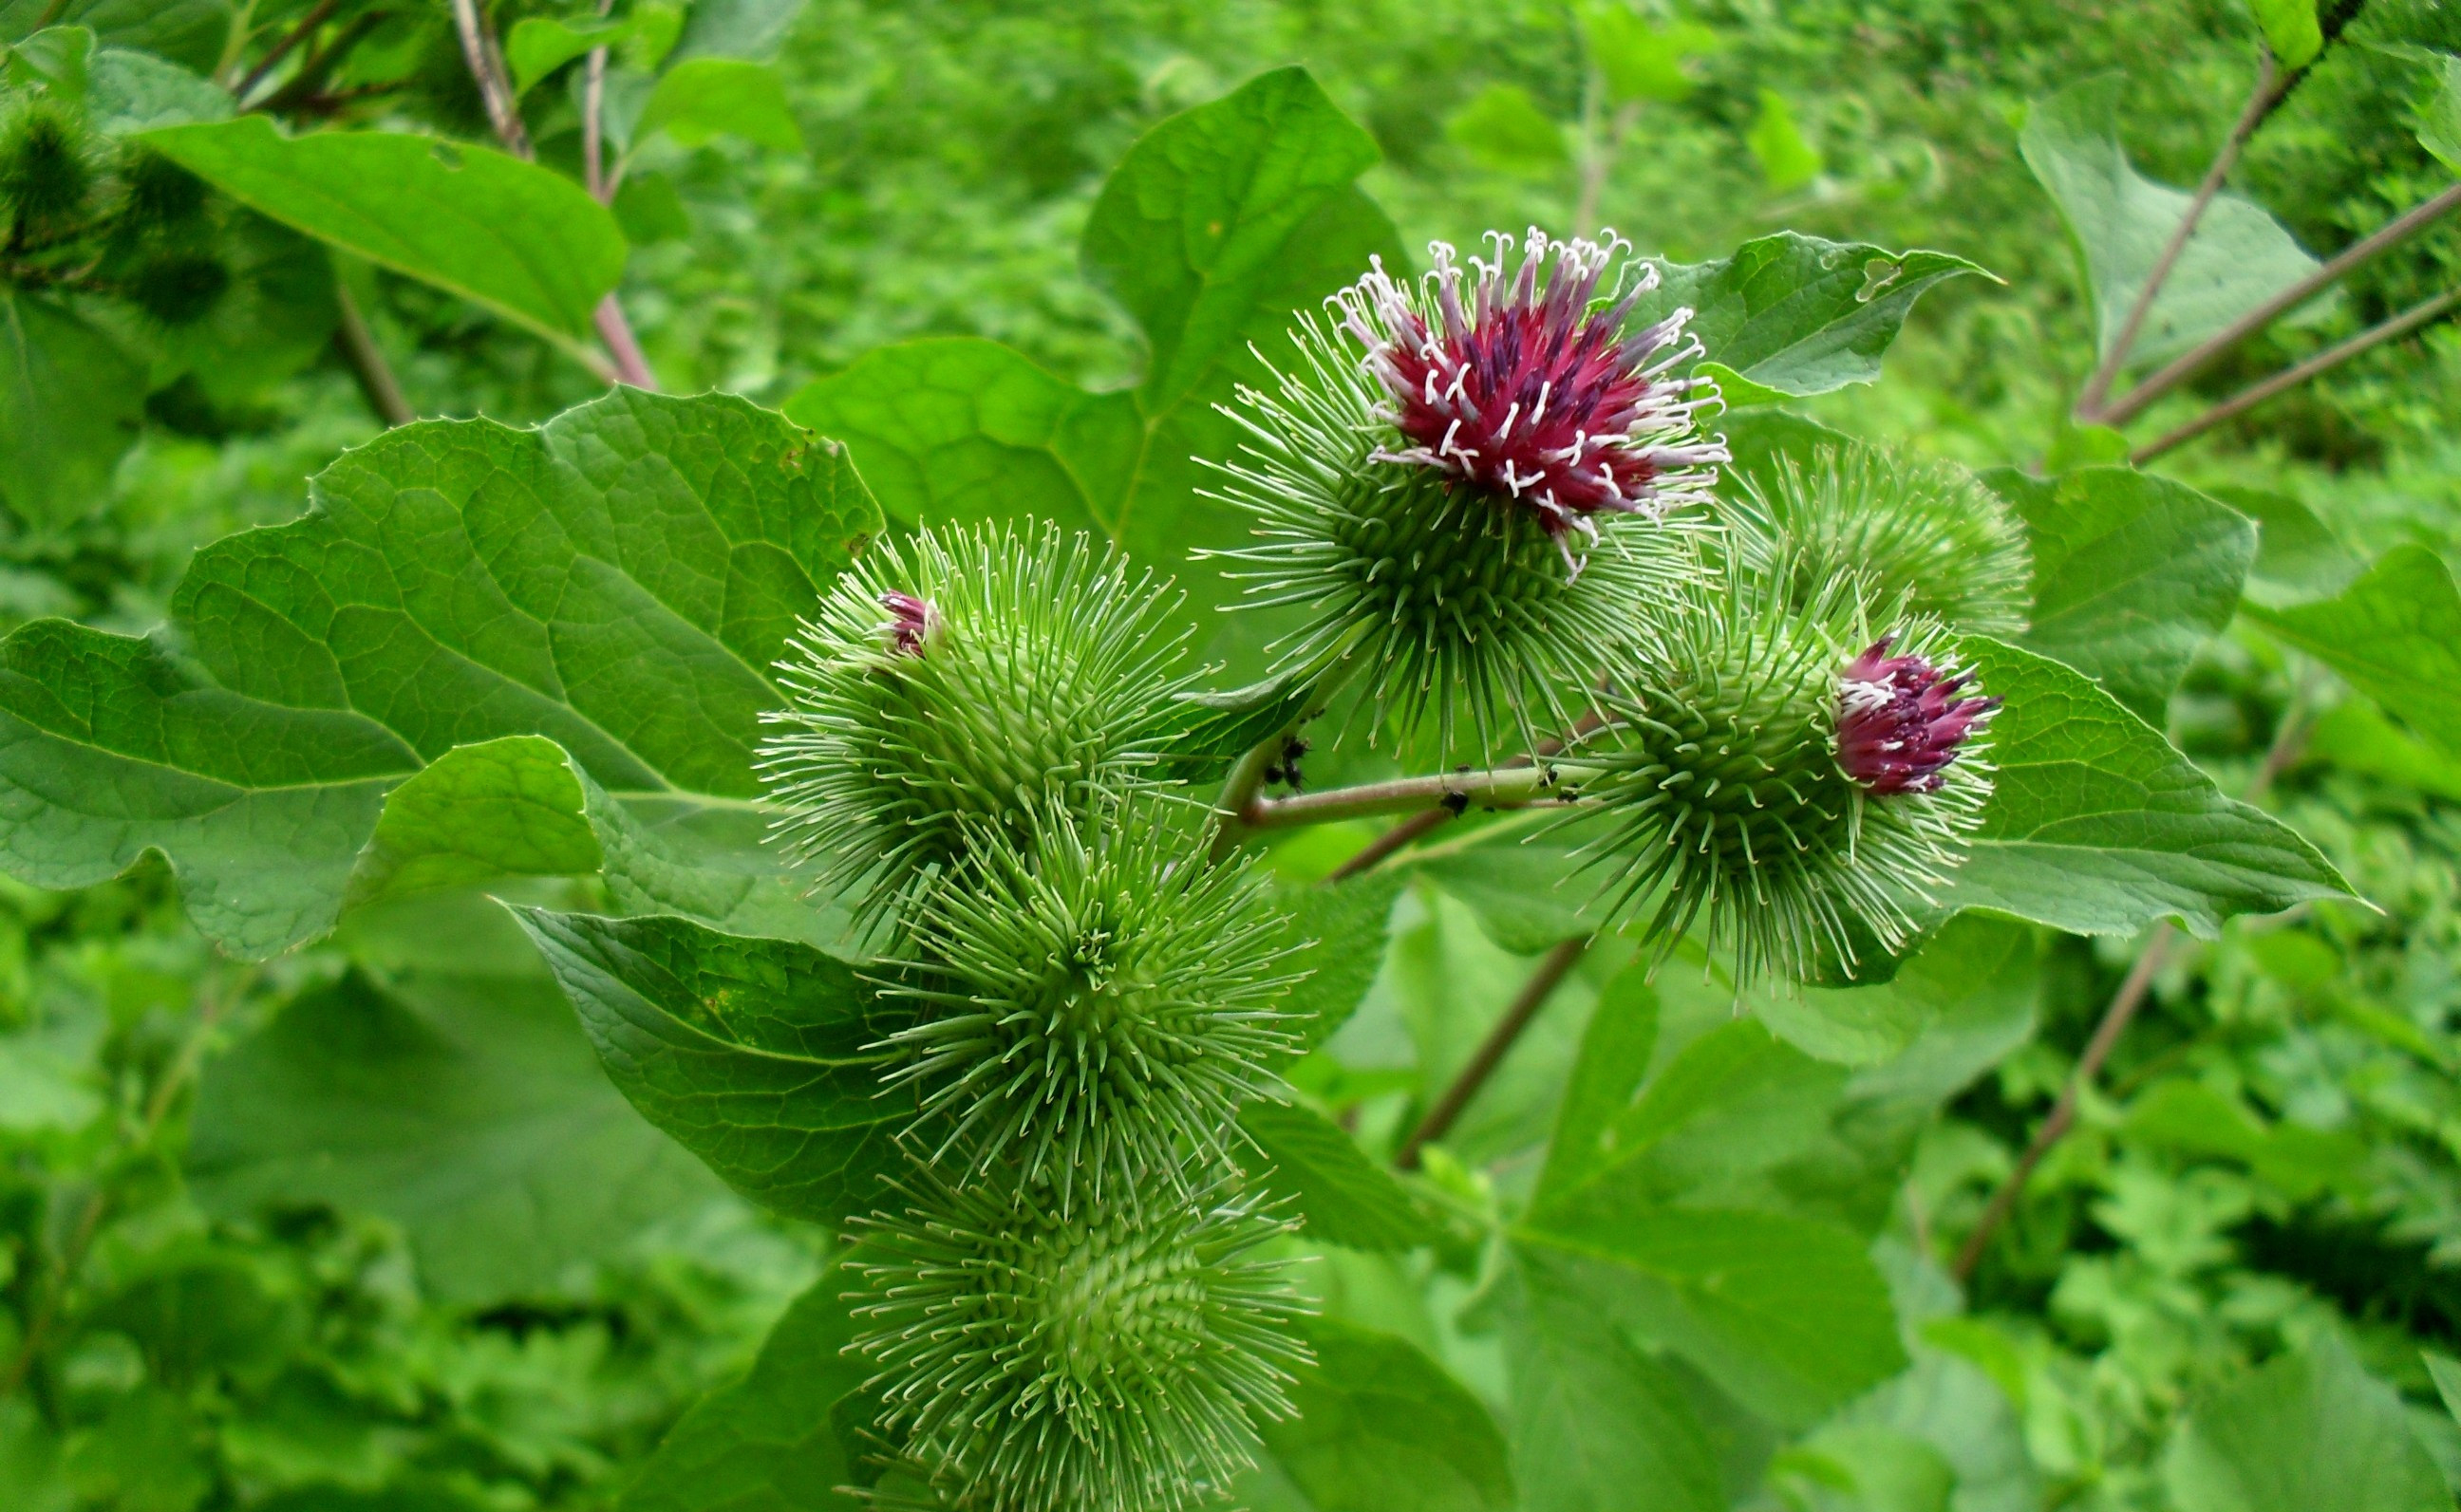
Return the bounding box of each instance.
[235,0,338,100]
[0,968,253,1396]
[448,0,530,159]
[583,0,614,201]
[1321,706,1612,883]
[1244,763,1586,831]
[2096,179,2461,428]
[333,281,413,427]
[1949,695,2316,1282]
[2131,286,2461,463]
[1396,935,1590,1169]
[253,12,389,116]
[594,295,657,387]
[2075,51,2279,420]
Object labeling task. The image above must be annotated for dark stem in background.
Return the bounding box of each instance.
[2074,49,2281,420]
[1951,693,2317,1282]
[1396,935,1590,1170]
[584,0,616,203]
[2132,286,2461,462]
[333,282,413,426]
[446,0,655,387]
[2097,179,2461,428]
[235,0,339,101]
[254,12,392,117]
[1324,704,1611,884]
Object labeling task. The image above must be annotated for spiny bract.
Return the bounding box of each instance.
[880,799,1304,1209]
[1563,572,1995,984]
[759,523,1194,924]
[1205,227,1722,759]
[850,1162,1309,1512]
[1727,441,2031,637]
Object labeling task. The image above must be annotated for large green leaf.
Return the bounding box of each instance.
[0,290,144,532]
[2021,75,2324,370]
[619,1266,869,1512]
[1982,465,2254,723]
[515,907,908,1227]
[0,619,417,961]
[1937,637,2349,936]
[2,0,231,72]
[1281,870,1405,1048]
[1510,1205,1905,1427]
[2164,1335,2446,1512]
[1535,957,1659,1204]
[790,65,1405,673]
[1637,232,1988,397]
[2247,545,2461,756]
[636,58,804,152]
[1502,1253,1723,1512]
[0,389,880,957]
[1239,1316,1514,1512]
[1237,1099,1434,1252]
[140,117,627,345]
[188,897,725,1303]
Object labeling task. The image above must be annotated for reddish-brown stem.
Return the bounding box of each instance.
[2132,286,2461,463]
[1396,936,1590,1170]
[2076,52,2279,420]
[448,0,530,158]
[333,282,413,426]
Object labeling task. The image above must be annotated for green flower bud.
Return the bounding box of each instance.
[760,523,1194,924]
[127,252,230,327]
[0,99,93,232]
[1205,230,1721,759]
[1728,442,2029,636]
[850,1161,1308,1512]
[882,798,1303,1209]
[1564,572,1995,984]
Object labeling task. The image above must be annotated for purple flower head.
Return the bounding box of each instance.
[1335,227,1726,555]
[1836,637,1999,795]
[880,591,939,657]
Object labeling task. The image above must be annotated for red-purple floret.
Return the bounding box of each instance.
[1337,228,1724,545]
[1836,637,1999,795]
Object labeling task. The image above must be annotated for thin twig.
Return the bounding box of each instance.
[1397,936,1590,1169]
[448,0,530,159]
[583,0,614,202]
[235,0,338,101]
[2076,52,2280,420]
[2097,179,2461,428]
[0,968,254,1395]
[333,281,413,426]
[2132,286,2461,462]
[1950,699,2316,1281]
[593,295,657,388]
[252,12,390,116]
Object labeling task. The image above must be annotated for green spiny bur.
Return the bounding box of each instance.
[760,522,1196,925]
[880,797,1304,1210]
[850,1159,1309,1512]
[117,149,212,233]
[1564,570,1993,985]
[1730,442,2031,637]
[127,252,230,327]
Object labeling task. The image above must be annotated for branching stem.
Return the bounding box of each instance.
[1396,935,1590,1169]
[1243,762,1588,831]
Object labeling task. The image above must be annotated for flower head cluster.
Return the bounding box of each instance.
[759,523,1193,926]
[1341,227,1725,546]
[850,1162,1308,1512]
[1207,228,1725,758]
[1836,637,1999,795]
[881,799,1303,1211]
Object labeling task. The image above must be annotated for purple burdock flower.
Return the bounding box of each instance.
[1334,226,1726,564]
[1836,637,1999,795]
[879,591,938,657]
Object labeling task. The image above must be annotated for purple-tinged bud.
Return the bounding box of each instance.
[880,590,938,656]
[1836,637,1998,795]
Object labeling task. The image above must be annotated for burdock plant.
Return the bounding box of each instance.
[755,226,2009,1511]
